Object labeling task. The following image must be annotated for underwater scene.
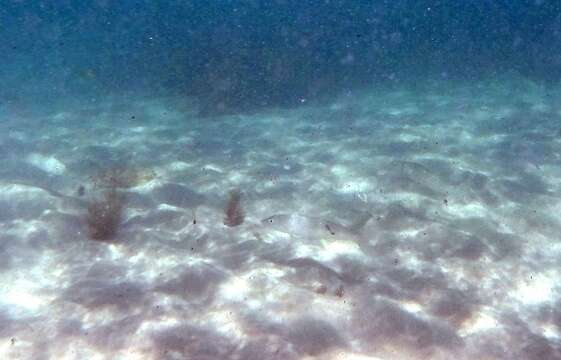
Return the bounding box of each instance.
[2,1,561,359]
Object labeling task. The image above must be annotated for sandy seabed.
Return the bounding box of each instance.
[1,77,561,360]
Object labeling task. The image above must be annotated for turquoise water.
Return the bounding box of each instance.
[1,2,561,359]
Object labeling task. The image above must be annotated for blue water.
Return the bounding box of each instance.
[1,2,561,359]
[3,1,561,113]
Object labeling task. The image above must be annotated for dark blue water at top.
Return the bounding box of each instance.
[1,1,560,114]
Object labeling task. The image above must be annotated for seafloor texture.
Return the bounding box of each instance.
[1,78,561,360]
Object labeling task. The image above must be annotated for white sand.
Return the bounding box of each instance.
[1,76,560,359]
